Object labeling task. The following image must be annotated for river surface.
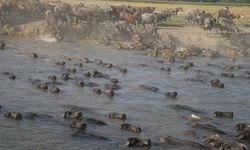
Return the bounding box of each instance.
[0,37,250,150]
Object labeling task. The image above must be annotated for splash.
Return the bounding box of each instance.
[39,34,59,43]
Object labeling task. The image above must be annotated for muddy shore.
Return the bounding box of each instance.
[1,14,250,60]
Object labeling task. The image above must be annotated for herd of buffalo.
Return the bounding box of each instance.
[0,0,246,60]
[0,0,250,150]
[0,0,243,39]
[1,51,250,149]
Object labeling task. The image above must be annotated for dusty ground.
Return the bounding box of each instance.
[159,25,249,48]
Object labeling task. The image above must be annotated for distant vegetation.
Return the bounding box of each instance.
[103,0,250,4]
[179,0,250,3]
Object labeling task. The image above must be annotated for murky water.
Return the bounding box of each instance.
[1,37,250,150]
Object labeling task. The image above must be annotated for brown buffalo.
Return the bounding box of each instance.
[119,10,141,25]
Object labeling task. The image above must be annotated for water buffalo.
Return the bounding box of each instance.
[216,17,239,36]
[161,9,176,21]
[105,83,121,91]
[72,3,85,15]
[166,91,178,98]
[61,73,69,81]
[200,12,214,25]
[0,40,5,50]
[203,134,247,150]
[108,112,126,120]
[217,8,231,20]
[185,9,202,24]
[17,0,46,17]
[235,122,250,140]
[50,87,60,94]
[45,10,57,28]
[70,121,87,129]
[110,5,125,20]
[124,137,151,147]
[48,75,56,81]
[214,111,233,118]
[104,89,115,97]
[76,81,84,87]
[119,10,141,25]
[54,2,74,27]
[63,111,82,119]
[114,20,133,40]
[101,4,116,21]
[173,7,183,16]
[83,72,91,78]
[93,88,102,95]
[56,61,65,66]
[84,4,103,23]
[74,7,94,24]
[202,17,216,35]
[0,10,7,27]
[110,78,118,83]
[210,79,224,88]
[0,0,15,17]
[29,53,38,58]
[141,11,167,27]
[36,83,48,90]
[4,112,22,119]
[8,74,16,80]
[141,13,157,27]
[121,123,141,133]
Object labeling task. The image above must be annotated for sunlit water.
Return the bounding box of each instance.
[0,37,250,150]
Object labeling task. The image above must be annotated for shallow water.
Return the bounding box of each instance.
[0,37,250,150]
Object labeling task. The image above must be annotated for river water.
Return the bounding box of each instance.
[0,36,250,150]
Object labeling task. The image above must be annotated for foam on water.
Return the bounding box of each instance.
[39,34,59,43]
